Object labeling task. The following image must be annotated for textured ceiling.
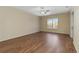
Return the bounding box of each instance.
[14,6,72,16]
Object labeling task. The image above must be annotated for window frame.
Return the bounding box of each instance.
[47,17,59,30]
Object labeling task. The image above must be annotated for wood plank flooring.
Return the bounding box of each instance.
[0,32,76,53]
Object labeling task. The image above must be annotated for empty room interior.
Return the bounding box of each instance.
[0,6,79,53]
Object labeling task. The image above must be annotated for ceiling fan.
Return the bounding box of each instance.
[40,7,50,15]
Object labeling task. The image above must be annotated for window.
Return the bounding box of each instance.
[47,18,58,29]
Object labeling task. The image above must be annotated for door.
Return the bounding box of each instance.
[70,11,74,39]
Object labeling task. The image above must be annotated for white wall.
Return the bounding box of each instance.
[73,7,79,52]
[0,7,40,42]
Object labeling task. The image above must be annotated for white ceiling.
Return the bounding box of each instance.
[14,6,72,16]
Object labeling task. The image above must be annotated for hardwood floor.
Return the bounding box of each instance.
[0,32,76,53]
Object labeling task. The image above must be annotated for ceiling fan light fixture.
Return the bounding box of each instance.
[40,7,50,15]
